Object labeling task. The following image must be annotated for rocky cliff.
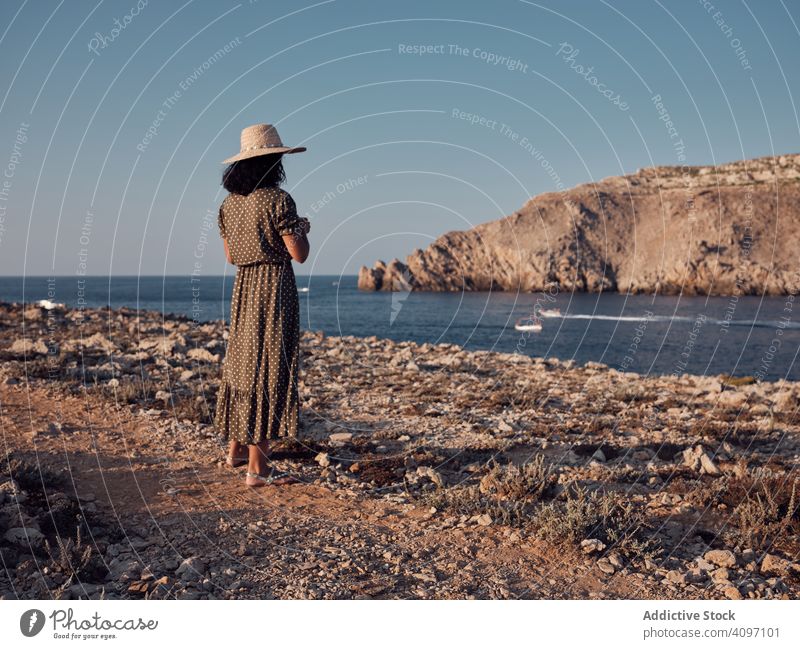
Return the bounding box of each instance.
[358,153,800,295]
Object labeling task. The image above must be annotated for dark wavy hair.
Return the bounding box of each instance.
[221,153,286,195]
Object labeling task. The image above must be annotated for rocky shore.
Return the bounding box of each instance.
[359,153,800,295]
[1,299,798,600]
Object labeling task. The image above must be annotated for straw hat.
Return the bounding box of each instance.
[221,123,307,164]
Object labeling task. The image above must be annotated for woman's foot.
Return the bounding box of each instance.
[245,440,298,486]
[226,439,248,467]
[247,439,272,476]
[245,469,298,487]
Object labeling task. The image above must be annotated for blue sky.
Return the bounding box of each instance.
[0,0,798,277]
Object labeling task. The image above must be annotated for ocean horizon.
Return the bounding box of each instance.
[2,274,797,382]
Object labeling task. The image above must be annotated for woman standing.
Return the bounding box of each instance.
[214,124,311,487]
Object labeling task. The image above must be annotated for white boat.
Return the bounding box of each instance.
[539,308,561,318]
[36,299,65,310]
[298,287,310,293]
[514,317,542,332]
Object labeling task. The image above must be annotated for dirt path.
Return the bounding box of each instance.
[1,380,677,600]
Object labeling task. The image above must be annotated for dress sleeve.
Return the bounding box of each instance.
[273,191,304,236]
[217,200,226,238]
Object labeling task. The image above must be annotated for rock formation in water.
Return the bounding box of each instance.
[358,153,800,295]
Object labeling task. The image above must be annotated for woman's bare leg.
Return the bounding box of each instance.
[248,439,271,475]
[228,438,247,459]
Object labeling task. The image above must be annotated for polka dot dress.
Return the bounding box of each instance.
[214,186,305,445]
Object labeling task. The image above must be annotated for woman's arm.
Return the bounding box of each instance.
[222,238,233,264]
[282,231,310,263]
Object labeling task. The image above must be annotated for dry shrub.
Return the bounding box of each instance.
[479,455,554,501]
[530,483,662,561]
[44,526,108,599]
[424,455,555,527]
[720,467,799,552]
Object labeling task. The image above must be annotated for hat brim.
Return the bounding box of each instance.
[221,146,307,164]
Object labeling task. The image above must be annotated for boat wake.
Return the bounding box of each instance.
[540,312,800,329]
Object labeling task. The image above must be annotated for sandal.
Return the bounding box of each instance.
[226,454,249,468]
[245,469,298,487]
[225,443,250,468]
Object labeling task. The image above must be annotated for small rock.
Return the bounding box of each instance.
[127,581,150,597]
[175,557,206,578]
[666,570,686,584]
[475,514,492,527]
[3,527,44,546]
[711,567,731,582]
[314,452,330,468]
[760,553,790,576]
[597,559,616,574]
[497,419,514,433]
[704,549,737,568]
[329,432,353,445]
[187,348,218,363]
[581,538,606,554]
[405,361,420,371]
[699,453,722,476]
[723,584,743,599]
[592,448,607,462]
[685,569,707,584]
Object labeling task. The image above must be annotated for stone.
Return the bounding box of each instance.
[771,391,795,413]
[187,347,218,363]
[699,453,722,476]
[581,538,606,554]
[685,569,707,584]
[475,514,492,527]
[711,567,731,582]
[176,557,206,578]
[315,452,330,468]
[8,338,48,355]
[329,432,353,444]
[597,559,616,574]
[665,570,686,585]
[3,527,44,546]
[723,585,743,600]
[416,466,444,488]
[760,553,790,575]
[704,549,737,568]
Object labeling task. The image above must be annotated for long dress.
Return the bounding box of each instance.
[213,186,303,445]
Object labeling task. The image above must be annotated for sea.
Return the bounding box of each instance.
[2,275,799,382]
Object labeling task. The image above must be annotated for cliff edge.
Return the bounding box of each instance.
[358,153,800,295]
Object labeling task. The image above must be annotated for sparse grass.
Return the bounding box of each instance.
[530,483,662,561]
[44,525,109,598]
[720,466,799,553]
[424,455,556,527]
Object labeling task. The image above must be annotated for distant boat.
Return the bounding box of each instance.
[298,287,310,293]
[36,299,65,310]
[514,317,542,332]
[331,281,338,286]
[539,308,561,318]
